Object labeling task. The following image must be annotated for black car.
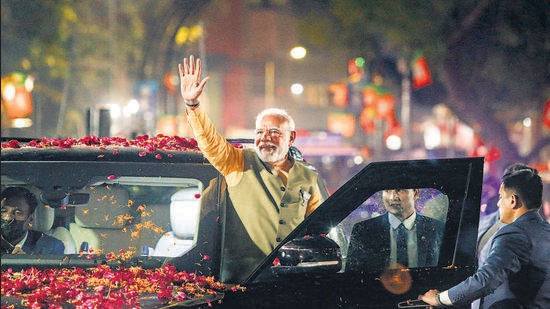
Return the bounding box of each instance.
[1,135,483,308]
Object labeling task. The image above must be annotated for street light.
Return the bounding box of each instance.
[290,46,307,60]
[290,83,304,95]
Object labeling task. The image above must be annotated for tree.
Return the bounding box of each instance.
[291,0,549,172]
[1,0,210,137]
[1,0,74,136]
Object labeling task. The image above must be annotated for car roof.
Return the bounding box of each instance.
[0,136,253,163]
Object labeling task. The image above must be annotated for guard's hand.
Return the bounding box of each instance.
[418,289,439,307]
[178,55,210,103]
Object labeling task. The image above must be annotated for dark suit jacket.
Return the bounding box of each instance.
[346,212,444,273]
[21,230,65,254]
[474,211,514,309]
[448,210,550,308]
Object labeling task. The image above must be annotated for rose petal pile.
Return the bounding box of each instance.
[0,134,200,153]
[1,264,242,308]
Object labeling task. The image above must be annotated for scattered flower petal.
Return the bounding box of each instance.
[1,264,234,307]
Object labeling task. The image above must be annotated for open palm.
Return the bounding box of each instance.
[179,55,209,102]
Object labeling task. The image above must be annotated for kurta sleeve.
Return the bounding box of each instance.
[186,108,244,185]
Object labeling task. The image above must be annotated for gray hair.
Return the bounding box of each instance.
[255,108,296,131]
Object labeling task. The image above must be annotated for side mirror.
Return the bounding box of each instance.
[272,235,342,275]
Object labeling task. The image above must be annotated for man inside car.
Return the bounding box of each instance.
[1,187,65,255]
[346,188,445,273]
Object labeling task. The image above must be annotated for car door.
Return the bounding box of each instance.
[221,157,484,308]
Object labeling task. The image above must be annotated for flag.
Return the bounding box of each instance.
[543,100,550,129]
[411,52,432,89]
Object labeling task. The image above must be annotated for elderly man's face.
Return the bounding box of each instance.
[382,189,419,221]
[254,114,295,163]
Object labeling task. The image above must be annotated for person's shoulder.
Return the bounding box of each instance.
[26,230,44,242]
[493,218,532,242]
[292,159,322,177]
[417,213,445,229]
[25,230,64,254]
[500,212,550,235]
[242,148,257,160]
[354,213,387,228]
[479,211,500,231]
[417,213,443,223]
[35,231,64,248]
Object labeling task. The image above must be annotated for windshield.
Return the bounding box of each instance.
[1,159,220,261]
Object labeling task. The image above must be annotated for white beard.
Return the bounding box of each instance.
[256,142,289,163]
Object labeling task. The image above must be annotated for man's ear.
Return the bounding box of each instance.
[27,213,34,224]
[511,194,522,209]
[289,131,296,145]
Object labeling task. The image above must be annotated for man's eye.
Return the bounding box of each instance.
[255,129,282,136]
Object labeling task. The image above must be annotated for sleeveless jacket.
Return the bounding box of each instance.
[221,149,321,283]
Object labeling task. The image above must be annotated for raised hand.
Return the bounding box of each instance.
[178,55,210,104]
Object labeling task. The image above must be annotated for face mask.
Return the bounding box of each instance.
[1,219,27,243]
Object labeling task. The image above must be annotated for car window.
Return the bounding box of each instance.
[0,176,206,258]
[1,157,221,264]
[328,188,448,272]
[67,177,203,257]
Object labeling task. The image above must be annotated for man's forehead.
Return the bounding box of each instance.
[1,197,30,210]
[499,184,513,195]
[259,115,287,125]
